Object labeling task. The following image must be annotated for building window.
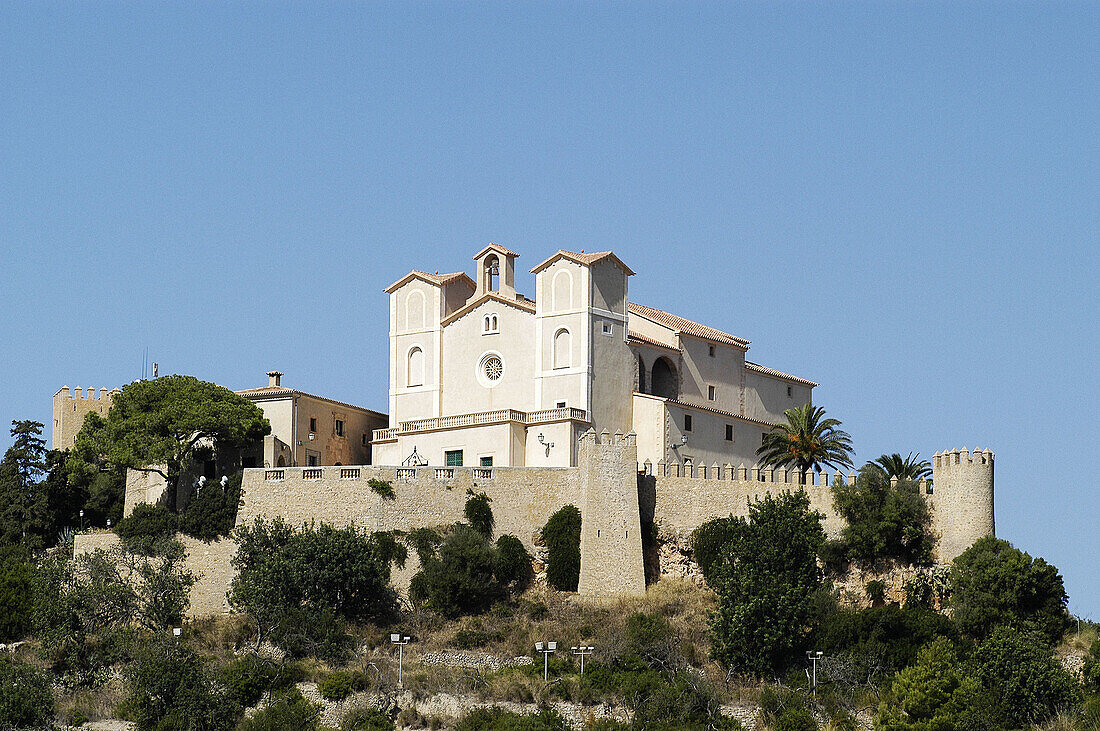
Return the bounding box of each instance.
[709,345,715,357]
[556,401,567,408]
[484,314,499,334]
[602,322,613,336]
[335,419,345,437]
[308,454,319,467]
[445,450,463,467]
[480,456,493,467]
[483,356,503,381]
[787,385,793,398]
[362,434,369,446]
[708,385,716,401]
[684,414,693,432]
[725,424,734,442]
[407,347,425,387]
[309,417,317,432]
[553,328,572,369]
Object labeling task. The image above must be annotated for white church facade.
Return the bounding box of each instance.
[372,244,816,471]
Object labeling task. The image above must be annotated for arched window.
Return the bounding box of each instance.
[552,269,573,311]
[484,255,500,291]
[483,314,499,334]
[405,291,425,330]
[407,347,424,387]
[637,354,646,393]
[553,328,572,369]
[491,314,498,331]
[650,357,677,399]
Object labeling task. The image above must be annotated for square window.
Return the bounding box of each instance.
[708,385,716,400]
[602,322,613,336]
[335,419,345,437]
[556,401,567,408]
[309,417,317,432]
[445,450,463,467]
[684,414,693,432]
[709,345,715,357]
[480,456,493,467]
[725,424,734,442]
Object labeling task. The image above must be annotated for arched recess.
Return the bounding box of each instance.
[405,291,425,330]
[552,269,573,312]
[636,354,647,393]
[407,347,425,387]
[650,356,678,399]
[553,328,572,369]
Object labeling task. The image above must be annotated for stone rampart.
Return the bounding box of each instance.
[52,386,118,450]
[928,448,995,562]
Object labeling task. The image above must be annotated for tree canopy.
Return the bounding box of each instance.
[73,376,269,511]
[864,452,932,482]
[756,404,853,475]
[0,420,49,547]
[829,466,935,566]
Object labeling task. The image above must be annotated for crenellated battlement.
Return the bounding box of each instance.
[55,385,119,401]
[52,385,120,450]
[933,447,995,469]
[578,428,638,447]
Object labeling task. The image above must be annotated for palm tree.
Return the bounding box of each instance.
[864,452,932,481]
[756,404,854,477]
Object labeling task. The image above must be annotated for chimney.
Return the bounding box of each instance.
[267,371,283,388]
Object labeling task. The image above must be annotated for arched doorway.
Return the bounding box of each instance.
[637,354,646,393]
[651,357,677,399]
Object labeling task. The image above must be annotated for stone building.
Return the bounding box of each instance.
[51,386,119,450]
[374,245,816,471]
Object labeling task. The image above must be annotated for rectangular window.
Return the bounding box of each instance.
[709,345,715,357]
[556,400,567,408]
[362,434,369,446]
[708,385,716,400]
[787,386,793,398]
[445,450,463,467]
[684,414,693,432]
[309,417,317,432]
[725,424,734,442]
[335,419,345,437]
[307,454,319,467]
[602,322,613,336]
[480,456,493,467]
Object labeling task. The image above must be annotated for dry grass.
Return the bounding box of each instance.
[55,678,127,724]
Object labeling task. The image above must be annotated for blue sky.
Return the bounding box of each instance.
[1,3,1097,616]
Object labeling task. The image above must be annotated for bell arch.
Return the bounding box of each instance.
[650,356,678,399]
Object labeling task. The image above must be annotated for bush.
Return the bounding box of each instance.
[319,669,366,701]
[971,624,1080,726]
[219,654,278,708]
[0,655,55,730]
[708,491,825,676]
[1084,636,1100,695]
[465,492,495,538]
[341,705,396,731]
[411,525,501,617]
[542,505,581,592]
[178,472,242,541]
[454,707,571,731]
[493,534,533,589]
[831,470,934,566]
[0,544,34,642]
[367,478,395,500]
[116,503,177,554]
[865,579,886,604]
[125,636,241,731]
[774,707,817,731]
[949,535,1070,646]
[237,687,318,731]
[691,516,742,585]
[874,638,985,730]
[230,518,404,656]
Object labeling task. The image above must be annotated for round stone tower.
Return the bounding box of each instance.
[929,447,995,563]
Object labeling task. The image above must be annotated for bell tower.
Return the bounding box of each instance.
[473,243,518,299]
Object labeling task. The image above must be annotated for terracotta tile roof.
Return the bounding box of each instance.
[627,330,679,352]
[235,387,386,416]
[384,270,476,293]
[654,395,777,428]
[473,243,519,259]
[530,250,636,275]
[744,361,818,387]
[627,303,749,347]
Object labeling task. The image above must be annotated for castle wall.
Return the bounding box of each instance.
[928,448,995,563]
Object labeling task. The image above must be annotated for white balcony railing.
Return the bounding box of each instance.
[372,407,588,443]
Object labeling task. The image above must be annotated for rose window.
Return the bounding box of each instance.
[483,356,503,381]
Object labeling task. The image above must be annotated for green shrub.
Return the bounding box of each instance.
[0,655,55,730]
[542,505,581,592]
[773,707,817,731]
[116,503,177,554]
[0,544,34,642]
[493,534,533,589]
[178,472,242,541]
[1084,636,1100,695]
[367,478,395,500]
[411,525,501,618]
[454,707,571,730]
[319,669,366,701]
[874,638,988,730]
[407,528,442,563]
[125,636,241,731]
[464,491,494,538]
[237,687,318,731]
[270,607,354,663]
[865,579,886,604]
[949,535,1070,646]
[341,705,395,731]
[219,654,278,708]
[972,624,1080,726]
[453,628,504,649]
[691,516,742,584]
[831,470,934,566]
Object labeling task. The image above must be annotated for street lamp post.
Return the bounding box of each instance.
[570,645,594,675]
[806,650,823,698]
[79,509,84,531]
[390,633,411,687]
[535,641,557,682]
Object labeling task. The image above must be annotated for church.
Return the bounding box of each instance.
[372,244,816,471]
